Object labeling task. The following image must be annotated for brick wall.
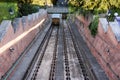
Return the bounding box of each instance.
[75,16,120,80]
[0,9,48,78]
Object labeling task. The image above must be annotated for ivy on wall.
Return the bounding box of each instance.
[89,16,99,37]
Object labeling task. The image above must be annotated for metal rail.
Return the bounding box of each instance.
[67,20,96,80]
[68,25,89,80]
[23,25,53,80]
[49,26,59,80]
[22,20,103,80]
[63,22,71,80]
[1,19,50,80]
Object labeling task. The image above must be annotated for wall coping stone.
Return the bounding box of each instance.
[32,13,36,21]
[0,9,47,43]
[0,20,11,41]
[99,18,108,33]
[22,16,28,28]
[28,15,33,23]
[35,13,39,20]
[115,16,120,26]
[12,18,22,33]
[109,22,120,42]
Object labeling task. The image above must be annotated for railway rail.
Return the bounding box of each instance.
[21,20,98,80]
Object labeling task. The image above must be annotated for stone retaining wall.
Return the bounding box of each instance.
[0,9,48,78]
[75,16,120,80]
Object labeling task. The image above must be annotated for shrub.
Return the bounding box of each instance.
[89,16,99,37]
[18,3,39,17]
[107,7,120,21]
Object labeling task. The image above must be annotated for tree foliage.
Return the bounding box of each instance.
[51,0,57,6]
[68,0,120,14]
[18,0,33,4]
[31,0,53,6]
[68,0,120,37]
[0,0,54,22]
[18,0,39,16]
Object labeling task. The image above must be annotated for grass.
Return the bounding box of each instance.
[0,2,18,23]
[0,0,53,23]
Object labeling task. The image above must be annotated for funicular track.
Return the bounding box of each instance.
[23,20,97,80]
[23,25,53,80]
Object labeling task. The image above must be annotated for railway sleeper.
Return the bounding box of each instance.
[66,77,71,80]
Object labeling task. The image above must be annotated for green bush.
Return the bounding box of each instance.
[0,1,40,23]
[92,9,106,15]
[89,16,99,37]
[0,2,18,22]
[107,7,120,21]
[18,4,39,17]
[68,6,77,13]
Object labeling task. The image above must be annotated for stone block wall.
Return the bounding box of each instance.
[0,9,48,78]
[75,16,120,80]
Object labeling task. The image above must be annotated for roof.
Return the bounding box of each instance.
[47,7,69,14]
[51,14,61,18]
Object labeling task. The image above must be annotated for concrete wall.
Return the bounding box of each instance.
[75,16,120,80]
[0,9,48,78]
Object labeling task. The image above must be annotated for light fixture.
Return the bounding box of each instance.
[106,12,111,25]
[9,47,15,52]
[114,12,118,21]
[114,12,118,17]
[9,8,14,15]
[106,48,110,55]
